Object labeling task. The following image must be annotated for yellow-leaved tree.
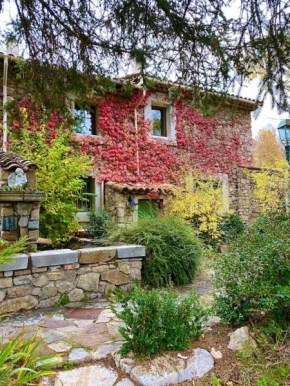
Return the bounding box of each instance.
[253,126,285,168]
[164,173,224,240]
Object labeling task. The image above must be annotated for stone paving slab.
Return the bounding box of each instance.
[65,307,102,320]
[54,365,118,386]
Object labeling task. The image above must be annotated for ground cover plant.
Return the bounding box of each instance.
[0,331,59,385]
[112,286,207,357]
[213,213,290,326]
[110,215,202,287]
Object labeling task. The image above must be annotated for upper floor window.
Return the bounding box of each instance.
[151,106,167,137]
[74,104,97,135]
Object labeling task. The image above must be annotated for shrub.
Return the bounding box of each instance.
[112,286,206,356]
[214,214,290,326]
[0,331,59,385]
[165,173,224,241]
[218,212,245,242]
[10,108,92,244]
[86,211,112,238]
[110,215,202,287]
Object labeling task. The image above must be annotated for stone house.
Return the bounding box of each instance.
[0,55,260,227]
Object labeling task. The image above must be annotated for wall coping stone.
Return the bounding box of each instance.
[31,249,79,267]
[116,245,146,258]
[0,245,145,272]
[0,191,45,202]
[0,253,28,272]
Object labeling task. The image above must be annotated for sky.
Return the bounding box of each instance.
[0,1,289,139]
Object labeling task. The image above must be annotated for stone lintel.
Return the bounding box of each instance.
[0,191,45,202]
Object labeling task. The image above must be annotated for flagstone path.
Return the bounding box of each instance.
[0,265,214,386]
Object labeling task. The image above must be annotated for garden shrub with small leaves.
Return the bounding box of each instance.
[214,213,290,326]
[112,286,207,356]
[86,211,112,238]
[218,212,245,242]
[110,215,202,287]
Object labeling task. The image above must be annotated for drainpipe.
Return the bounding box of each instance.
[134,89,146,175]
[2,55,8,152]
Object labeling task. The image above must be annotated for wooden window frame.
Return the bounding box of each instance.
[74,104,98,136]
[151,105,167,137]
[76,177,95,212]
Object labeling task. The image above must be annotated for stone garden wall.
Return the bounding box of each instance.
[0,244,145,314]
[228,166,283,225]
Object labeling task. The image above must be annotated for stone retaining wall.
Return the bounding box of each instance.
[0,244,145,314]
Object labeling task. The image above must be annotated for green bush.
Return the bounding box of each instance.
[86,211,112,238]
[219,212,245,242]
[110,215,202,287]
[112,286,206,356]
[0,331,59,385]
[214,214,290,326]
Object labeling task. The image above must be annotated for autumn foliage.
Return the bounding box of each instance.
[77,91,249,186]
[253,127,285,168]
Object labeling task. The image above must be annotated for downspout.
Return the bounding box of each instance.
[134,89,146,175]
[2,55,8,152]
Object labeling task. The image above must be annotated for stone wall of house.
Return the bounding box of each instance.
[0,244,145,314]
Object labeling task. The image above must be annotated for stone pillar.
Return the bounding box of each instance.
[0,152,45,250]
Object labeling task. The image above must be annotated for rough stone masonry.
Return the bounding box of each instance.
[0,244,145,314]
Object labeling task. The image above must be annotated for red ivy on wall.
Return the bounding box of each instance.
[77,91,250,185]
[9,92,251,187]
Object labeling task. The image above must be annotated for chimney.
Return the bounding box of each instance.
[129,58,142,74]
[6,42,20,57]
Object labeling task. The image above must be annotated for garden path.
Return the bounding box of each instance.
[0,265,214,385]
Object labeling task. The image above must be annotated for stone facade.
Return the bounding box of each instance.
[0,244,145,314]
[0,57,259,228]
[105,185,138,226]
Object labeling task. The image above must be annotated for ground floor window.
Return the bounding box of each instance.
[138,199,160,219]
[76,177,95,212]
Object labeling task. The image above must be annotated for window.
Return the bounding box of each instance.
[74,104,97,135]
[76,177,95,211]
[151,106,167,137]
[138,199,161,219]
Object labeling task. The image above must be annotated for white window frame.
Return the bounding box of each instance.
[144,96,176,141]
